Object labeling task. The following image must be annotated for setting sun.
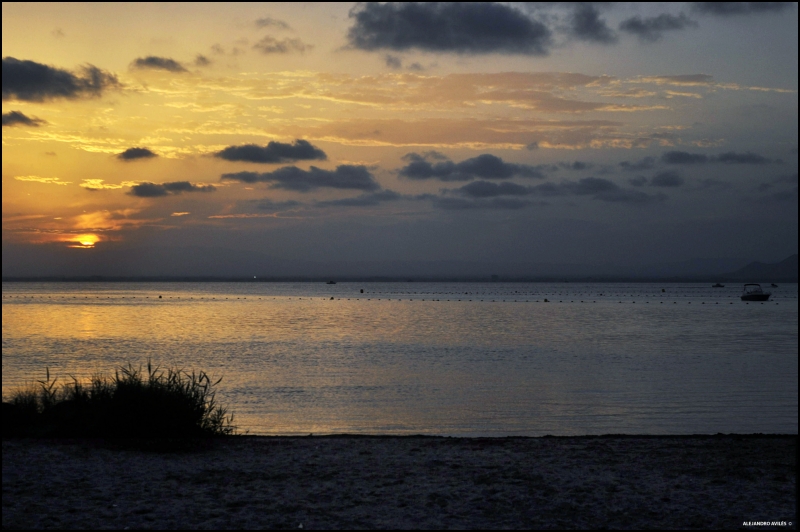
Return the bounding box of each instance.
[67,234,100,249]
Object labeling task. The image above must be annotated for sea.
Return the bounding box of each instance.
[2,282,797,436]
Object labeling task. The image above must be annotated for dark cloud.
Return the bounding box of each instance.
[619,13,696,42]
[317,190,403,207]
[529,182,568,197]
[347,2,552,55]
[662,150,772,165]
[2,57,120,102]
[694,178,733,190]
[253,36,311,54]
[117,147,158,161]
[619,156,656,171]
[194,55,211,67]
[256,199,301,210]
[2,110,46,127]
[564,177,667,204]
[401,150,448,161]
[755,187,798,204]
[432,197,532,210]
[457,181,532,198]
[399,153,547,181]
[650,170,685,187]
[661,151,709,164]
[255,17,291,30]
[716,151,770,164]
[221,165,380,192]
[570,177,619,196]
[449,176,667,205]
[628,176,648,187]
[569,4,617,44]
[130,56,187,73]
[385,54,402,69]
[128,181,216,197]
[594,188,668,204]
[692,2,795,16]
[559,161,593,171]
[215,140,327,164]
[756,172,798,191]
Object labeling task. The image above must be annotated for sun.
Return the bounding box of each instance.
[67,234,101,248]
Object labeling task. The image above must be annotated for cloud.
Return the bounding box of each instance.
[128,181,216,197]
[2,57,120,101]
[661,151,709,164]
[130,56,187,73]
[214,140,326,163]
[456,180,532,198]
[755,172,798,192]
[255,17,291,30]
[253,36,311,54]
[256,199,302,210]
[692,2,796,16]
[628,176,648,187]
[619,156,656,171]
[117,147,158,161]
[448,176,667,205]
[432,197,533,210]
[80,179,139,191]
[221,165,380,192]
[347,2,551,55]
[562,177,667,203]
[317,190,403,207]
[2,110,45,127]
[385,54,402,69]
[638,74,714,86]
[650,171,685,187]
[619,13,697,42]
[569,4,617,44]
[662,150,772,165]
[715,151,770,164]
[14,175,71,185]
[559,161,593,171]
[194,55,211,67]
[399,153,547,182]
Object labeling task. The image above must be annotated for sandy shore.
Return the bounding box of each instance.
[2,435,796,529]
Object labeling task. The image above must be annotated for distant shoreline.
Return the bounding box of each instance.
[4,276,798,283]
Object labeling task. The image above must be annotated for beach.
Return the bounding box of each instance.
[2,435,795,529]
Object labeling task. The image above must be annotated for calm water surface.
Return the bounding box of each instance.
[2,282,797,436]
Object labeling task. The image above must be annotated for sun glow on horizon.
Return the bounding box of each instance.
[66,234,101,249]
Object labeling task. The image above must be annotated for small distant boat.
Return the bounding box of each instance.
[712,283,724,288]
[741,284,771,301]
[326,281,336,285]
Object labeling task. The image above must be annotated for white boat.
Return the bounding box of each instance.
[740,284,771,301]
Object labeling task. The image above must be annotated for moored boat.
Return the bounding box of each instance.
[741,284,771,301]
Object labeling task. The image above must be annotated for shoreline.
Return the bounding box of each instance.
[3,434,796,529]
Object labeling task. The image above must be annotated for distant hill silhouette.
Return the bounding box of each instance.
[723,254,798,282]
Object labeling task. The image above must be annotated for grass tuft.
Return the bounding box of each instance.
[2,361,235,441]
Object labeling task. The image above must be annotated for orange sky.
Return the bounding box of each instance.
[2,3,797,276]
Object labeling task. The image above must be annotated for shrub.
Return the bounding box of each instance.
[2,361,235,440]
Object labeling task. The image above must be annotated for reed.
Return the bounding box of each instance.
[2,361,235,439]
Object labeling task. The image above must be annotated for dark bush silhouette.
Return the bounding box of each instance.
[3,362,235,440]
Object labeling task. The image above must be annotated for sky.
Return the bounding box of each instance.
[2,2,798,277]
